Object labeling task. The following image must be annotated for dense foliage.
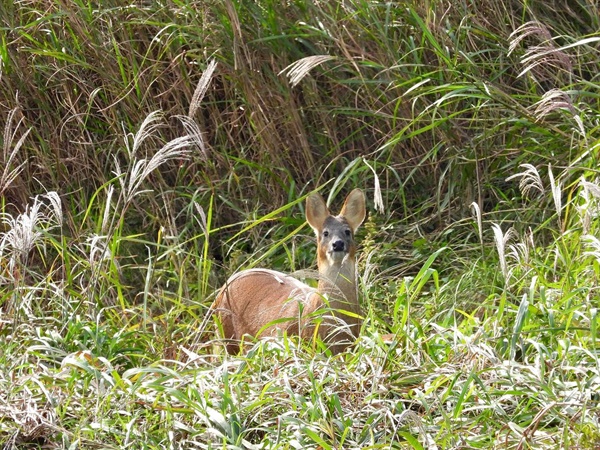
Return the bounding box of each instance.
[1,0,600,448]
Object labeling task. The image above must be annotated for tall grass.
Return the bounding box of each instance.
[1,0,600,448]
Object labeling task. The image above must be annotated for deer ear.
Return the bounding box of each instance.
[306,193,329,233]
[340,189,366,232]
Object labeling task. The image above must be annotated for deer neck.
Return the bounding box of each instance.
[317,257,359,313]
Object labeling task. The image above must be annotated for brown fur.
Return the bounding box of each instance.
[214,189,366,353]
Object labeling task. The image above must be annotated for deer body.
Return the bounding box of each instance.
[215,189,366,353]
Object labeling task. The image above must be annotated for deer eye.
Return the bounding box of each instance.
[345,229,351,236]
[323,230,329,237]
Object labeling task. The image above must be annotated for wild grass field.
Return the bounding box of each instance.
[1,0,600,448]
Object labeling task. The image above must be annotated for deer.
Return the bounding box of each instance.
[214,189,366,354]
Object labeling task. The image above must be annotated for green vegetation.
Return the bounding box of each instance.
[1,0,600,448]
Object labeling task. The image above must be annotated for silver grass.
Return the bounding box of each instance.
[579,179,600,200]
[86,234,112,269]
[1,108,30,196]
[506,164,544,198]
[124,110,163,160]
[532,88,576,117]
[194,202,209,242]
[577,178,600,234]
[0,204,42,269]
[531,89,585,137]
[508,241,530,267]
[44,191,62,228]
[518,45,572,78]
[526,227,535,254]
[548,165,562,230]
[101,185,114,234]
[189,59,218,118]
[520,37,600,70]
[470,202,483,248]
[508,22,552,56]
[491,223,516,282]
[177,115,208,159]
[363,160,384,213]
[279,55,337,88]
[508,21,572,81]
[115,113,194,205]
[583,235,600,268]
[0,192,62,274]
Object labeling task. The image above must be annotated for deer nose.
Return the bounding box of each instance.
[332,240,346,252]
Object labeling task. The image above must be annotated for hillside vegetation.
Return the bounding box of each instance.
[1,0,600,448]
